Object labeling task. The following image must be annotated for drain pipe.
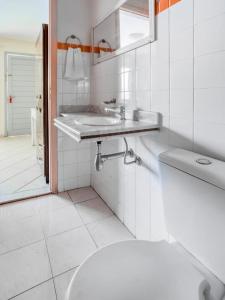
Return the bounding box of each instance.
[95,138,142,172]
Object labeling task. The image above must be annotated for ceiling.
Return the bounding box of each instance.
[0,0,49,42]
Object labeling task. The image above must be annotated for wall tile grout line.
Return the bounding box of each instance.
[194,49,225,59]
[168,4,171,147]
[194,10,225,25]
[192,0,195,152]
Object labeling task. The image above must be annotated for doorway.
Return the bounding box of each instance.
[0,24,50,203]
[0,0,58,203]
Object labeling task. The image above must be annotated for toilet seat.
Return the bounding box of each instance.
[66,240,210,300]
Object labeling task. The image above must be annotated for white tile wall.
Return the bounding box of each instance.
[57,128,91,192]
[57,50,91,107]
[90,0,225,240]
[194,0,225,161]
[90,10,171,240]
[194,0,225,24]
[57,50,92,192]
[56,0,225,238]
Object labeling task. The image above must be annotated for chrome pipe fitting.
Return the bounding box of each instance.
[94,139,142,172]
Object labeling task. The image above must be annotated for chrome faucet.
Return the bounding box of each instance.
[104,105,126,120]
[104,98,126,120]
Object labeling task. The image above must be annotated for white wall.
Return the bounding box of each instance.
[0,38,36,136]
[57,0,91,44]
[90,0,225,240]
[57,0,92,191]
[91,0,122,25]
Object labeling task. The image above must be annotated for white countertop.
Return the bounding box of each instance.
[54,112,160,143]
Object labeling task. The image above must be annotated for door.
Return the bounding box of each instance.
[36,24,49,183]
[6,54,36,136]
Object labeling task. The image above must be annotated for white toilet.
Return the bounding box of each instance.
[66,148,225,300]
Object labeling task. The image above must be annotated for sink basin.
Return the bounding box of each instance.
[55,110,160,143]
[74,116,122,126]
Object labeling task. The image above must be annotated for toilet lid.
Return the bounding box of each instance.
[66,240,210,300]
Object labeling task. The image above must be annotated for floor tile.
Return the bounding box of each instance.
[37,193,73,212]
[0,215,44,254]
[40,205,83,237]
[47,227,96,276]
[0,241,52,300]
[87,216,134,247]
[0,199,39,221]
[0,189,50,205]
[12,280,56,300]
[0,135,49,203]
[0,156,36,185]
[76,197,113,224]
[0,242,8,255]
[68,187,98,203]
[0,165,42,195]
[18,176,48,192]
[54,269,77,300]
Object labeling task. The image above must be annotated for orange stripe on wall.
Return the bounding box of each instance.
[57,42,92,52]
[156,0,181,14]
[169,0,182,6]
[57,42,114,54]
[58,0,182,53]
[159,0,169,13]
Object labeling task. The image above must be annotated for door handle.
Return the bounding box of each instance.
[8,96,15,104]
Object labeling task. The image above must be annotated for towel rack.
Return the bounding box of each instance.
[65,34,82,48]
[97,39,112,58]
[98,39,112,50]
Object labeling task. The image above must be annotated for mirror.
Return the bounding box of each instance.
[93,0,155,64]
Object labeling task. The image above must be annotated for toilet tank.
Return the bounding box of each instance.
[159,148,225,284]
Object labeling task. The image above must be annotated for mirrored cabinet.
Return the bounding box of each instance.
[93,0,155,64]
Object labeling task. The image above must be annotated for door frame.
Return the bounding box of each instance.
[4,52,37,137]
[49,0,58,193]
[42,24,50,184]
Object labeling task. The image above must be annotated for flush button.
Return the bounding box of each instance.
[196,158,212,165]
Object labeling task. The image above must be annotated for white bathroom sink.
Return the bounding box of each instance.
[74,116,122,126]
[55,111,160,143]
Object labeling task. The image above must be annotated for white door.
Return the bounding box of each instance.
[6,54,36,136]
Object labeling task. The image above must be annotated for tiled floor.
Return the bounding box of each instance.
[0,136,50,203]
[0,187,133,300]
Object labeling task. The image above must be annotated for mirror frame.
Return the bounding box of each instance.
[92,0,155,65]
